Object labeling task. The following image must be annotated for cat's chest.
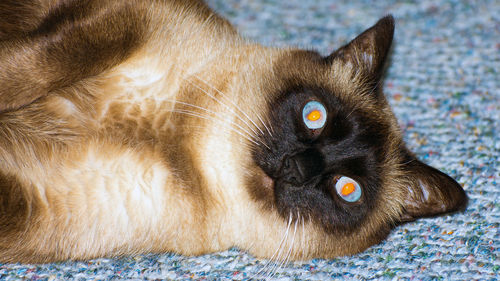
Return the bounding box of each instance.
[94,56,185,142]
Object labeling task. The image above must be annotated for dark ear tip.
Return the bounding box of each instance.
[376,15,395,34]
[450,181,468,212]
[380,15,395,24]
[435,167,469,214]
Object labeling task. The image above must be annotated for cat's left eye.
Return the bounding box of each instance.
[334,176,362,203]
[302,101,327,130]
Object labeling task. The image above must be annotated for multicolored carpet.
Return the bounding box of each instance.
[1,0,498,280]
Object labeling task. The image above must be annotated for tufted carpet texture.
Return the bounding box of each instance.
[1,0,498,280]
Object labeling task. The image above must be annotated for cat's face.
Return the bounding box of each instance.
[253,85,390,233]
[238,16,467,257]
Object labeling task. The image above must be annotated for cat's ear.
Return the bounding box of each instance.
[399,155,468,222]
[327,15,394,82]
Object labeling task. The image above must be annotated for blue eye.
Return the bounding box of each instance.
[335,176,362,203]
[302,101,327,130]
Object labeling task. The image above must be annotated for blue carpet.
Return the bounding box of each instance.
[1,0,498,280]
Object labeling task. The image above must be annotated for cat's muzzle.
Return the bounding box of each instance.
[278,148,325,186]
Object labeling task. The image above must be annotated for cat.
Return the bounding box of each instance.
[0,0,467,264]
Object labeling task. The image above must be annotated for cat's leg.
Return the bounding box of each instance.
[0,0,147,112]
[0,171,43,263]
[0,99,84,263]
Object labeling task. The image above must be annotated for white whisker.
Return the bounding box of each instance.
[300,214,306,261]
[184,78,261,136]
[269,212,298,280]
[167,100,258,141]
[166,109,260,147]
[256,113,274,137]
[182,79,271,149]
[251,214,292,280]
[187,73,267,136]
[284,215,298,264]
[368,79,383,97]
[345,105,357,119]
[265,212,293,280]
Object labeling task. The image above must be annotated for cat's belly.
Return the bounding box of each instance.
[23,135,216,259]
[27,141,175,255]
[14,58,227,258]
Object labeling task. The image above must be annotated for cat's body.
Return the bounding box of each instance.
[0,0,466,263]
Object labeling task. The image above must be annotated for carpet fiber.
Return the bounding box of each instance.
[1,0,498,280]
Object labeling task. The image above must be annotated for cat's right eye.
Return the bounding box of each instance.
[302,101,327,130]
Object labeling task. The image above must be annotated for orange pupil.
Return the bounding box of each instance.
[307,110,321,121]
[341,182,356,196]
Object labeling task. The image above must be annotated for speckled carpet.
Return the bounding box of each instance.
[1,0,498,280]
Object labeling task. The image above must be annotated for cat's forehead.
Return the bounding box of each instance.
[263,49,381,110]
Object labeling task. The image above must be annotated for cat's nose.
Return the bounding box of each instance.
[280,148,324,186]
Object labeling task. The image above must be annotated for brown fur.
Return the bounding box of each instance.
[0,0,466,263]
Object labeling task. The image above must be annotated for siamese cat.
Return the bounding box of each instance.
[0,0,467,263]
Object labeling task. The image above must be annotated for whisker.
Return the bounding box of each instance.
[263,220,292,279]
[265,212,293,280]
[269,212,298,280]
[181,80,271,149]
[368,79,383,97]
[166,109,260,147]
[164,97,271,149]
[184,78,262,136]
[283,214,298,265]
[167,100,258,141]
[184,72,278,144]
[300,214,306,261]
[400,159,416,166]
[345,106,357,120]
[256,113,274,138]
[251,214,292,280]
[187,73,267,136]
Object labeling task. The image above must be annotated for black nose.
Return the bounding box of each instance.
[280,148,325,185]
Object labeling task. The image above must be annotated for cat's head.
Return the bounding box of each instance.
[238,16,467,258]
